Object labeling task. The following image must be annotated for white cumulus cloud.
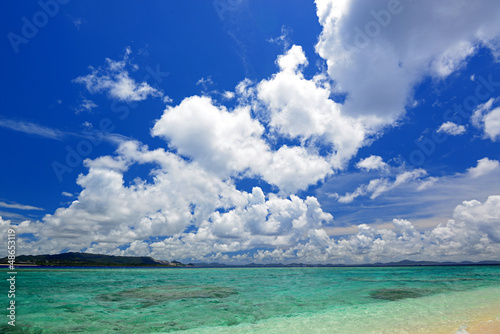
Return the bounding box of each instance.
[315,0,500,128]
[356,155,388,171]
[73,48,163,102]
[437,121,466,136]
[472,98,500,141]
[467,157,500,178]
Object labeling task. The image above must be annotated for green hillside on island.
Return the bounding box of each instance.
[1,252,189,267]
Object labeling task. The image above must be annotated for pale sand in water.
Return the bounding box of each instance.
[432,314,500,334]
[461,318,500,334]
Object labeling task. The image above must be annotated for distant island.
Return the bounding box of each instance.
[0,252,192,267]
[1,252,500,268]
[191,259,500,268]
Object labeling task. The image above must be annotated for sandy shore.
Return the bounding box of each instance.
[433,312,500,334]
[459,317,500,334]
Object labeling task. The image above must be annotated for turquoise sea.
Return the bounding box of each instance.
[2,266,500,333]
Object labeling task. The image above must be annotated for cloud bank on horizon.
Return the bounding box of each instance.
[2,0,500,264]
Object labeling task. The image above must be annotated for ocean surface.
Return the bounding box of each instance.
[2,266,500,333]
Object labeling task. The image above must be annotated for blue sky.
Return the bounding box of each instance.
[1,0,500,264]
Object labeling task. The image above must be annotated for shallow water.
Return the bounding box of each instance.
[2,266,500,333]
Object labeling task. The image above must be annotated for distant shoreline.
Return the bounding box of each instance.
[2,252,500,268]
[2,262,500,269]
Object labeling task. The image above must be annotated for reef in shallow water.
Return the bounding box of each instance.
[97,285,238,307]
[369,288,432,301]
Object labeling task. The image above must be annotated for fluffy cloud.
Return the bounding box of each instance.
[437,121,466,136]
[152,96,269,176]
[8,192,500,263]
[218,195,500,264]
[453,195,500,242]
[472,98,500,141]
[483,108,500,141]
[315,0,500,127]
[143,190,333,261]
[356,155,388,171]
[288,195,500,264]
[73,48,163,102]
[151,95,332,194]
[257,45,366,170]
[151,48,353,194]
[9,140,333,258]
[276,44,308,72]
[467,157,500,178]
[5,141,500,264]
